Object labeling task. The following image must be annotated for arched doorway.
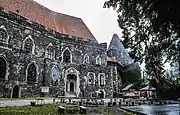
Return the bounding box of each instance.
[12,85,19,98]
[70,82,74,92]
[67,74,76,92]
[65,67,80,97]
[99,90,104,98]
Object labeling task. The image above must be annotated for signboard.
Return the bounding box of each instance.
[41,86,49,93]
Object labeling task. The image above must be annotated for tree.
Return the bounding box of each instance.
[145,45,165,83]
[104,0,179,79]
[144,44,166,98]
[122,64,141,84]
[104,0,180,63]
[103,0,180,98]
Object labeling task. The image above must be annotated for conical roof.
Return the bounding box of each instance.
[108,34,124,51]
[108,34,134,67]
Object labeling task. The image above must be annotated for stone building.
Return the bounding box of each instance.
[0,0,125,98]
[108,34,141,88]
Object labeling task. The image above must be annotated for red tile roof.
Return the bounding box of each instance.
[0,0,95,41]
[107,56,117,63]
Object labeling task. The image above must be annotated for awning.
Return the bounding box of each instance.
[140,85,156,91]
[125,92,135,96]
[122,84,133,91]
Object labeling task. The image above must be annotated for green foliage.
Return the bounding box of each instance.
[104,0,179,63]
[145,45,165,83]
[0,104,128,115]
[148,78,180,99]
[104,0,180,37]
[121,64,141,84]
[0,104,58,115]
[104,0,180,100]
[104,0,180,95]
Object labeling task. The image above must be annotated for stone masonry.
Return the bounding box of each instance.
[0,1,122,99]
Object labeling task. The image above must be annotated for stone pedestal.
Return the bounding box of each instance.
[80,106,86,114]
[58,106,65,114]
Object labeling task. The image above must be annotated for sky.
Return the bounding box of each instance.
[34,0,122,46]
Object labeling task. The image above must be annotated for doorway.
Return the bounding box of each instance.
[99,90,104,98]
[70,82,74,92]
[12,85,19,98]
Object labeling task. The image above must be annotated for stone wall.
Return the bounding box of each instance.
[0,9,120,98]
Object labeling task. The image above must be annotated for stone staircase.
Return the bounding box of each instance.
[66,91,77,97]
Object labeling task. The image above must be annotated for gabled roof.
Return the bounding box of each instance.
[0,0,95,41]
[122,84,133,91]
[140,85,156,91]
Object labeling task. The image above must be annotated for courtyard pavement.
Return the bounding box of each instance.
[0,98,118,107]
[0,99,54,107]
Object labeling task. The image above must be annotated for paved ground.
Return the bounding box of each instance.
[122,104,180,115]
[0,98,121,107]
[0,99,54,107]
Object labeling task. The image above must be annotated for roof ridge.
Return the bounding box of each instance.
[32,0,82,20]
[54,11,81,20]
[0,0,95,41]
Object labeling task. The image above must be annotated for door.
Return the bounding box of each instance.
[99,90,104,98]
[12,85,19,98]
[70,82,74,92]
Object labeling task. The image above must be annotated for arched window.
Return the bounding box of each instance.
[51,67,59,86]
[96,56,101,65]
[23,35,35,54]
[27,63,37,82]
[0,57,6,80]
[87,72,95,85]
[46,44,54,59]
[62,48,71,63]
[0,27,8,44]
[83,54,89,64]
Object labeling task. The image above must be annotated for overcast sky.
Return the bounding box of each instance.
[34,0,122,46]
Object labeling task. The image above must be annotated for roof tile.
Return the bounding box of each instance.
[0,0,95,41]
[107,56,117,63]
